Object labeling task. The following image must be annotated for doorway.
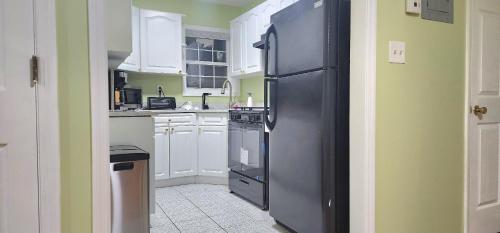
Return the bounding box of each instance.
[466,0,500,232]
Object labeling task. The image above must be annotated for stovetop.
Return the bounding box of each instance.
[229,107,266,124]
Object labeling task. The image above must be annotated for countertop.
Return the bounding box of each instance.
[109,109,229,117]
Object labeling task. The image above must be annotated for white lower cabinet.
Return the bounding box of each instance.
[154,113,228,182]
[198,126,228,177]
[169,126,198,178]
[154,128,170,180]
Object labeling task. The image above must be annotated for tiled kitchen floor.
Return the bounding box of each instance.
[151,184,290,233]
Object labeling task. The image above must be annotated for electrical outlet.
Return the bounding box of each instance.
[389,41,406,64]
[406,0,421,14]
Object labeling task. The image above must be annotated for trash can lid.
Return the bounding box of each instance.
[110,145,150,163]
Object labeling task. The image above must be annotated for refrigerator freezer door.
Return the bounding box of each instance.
[266,0,334,77]
[269,69,326,233]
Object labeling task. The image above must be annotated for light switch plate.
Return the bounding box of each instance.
[406,0,421,14]
[389,41,406,64]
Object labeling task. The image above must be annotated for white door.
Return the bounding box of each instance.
[198,126,228,177]
[468,0,500,232]
[230,17,245,76]
[140,9,183,74]
[154,127,170,180]
[0,0,40,232]
[244,11,261,74]
[118,6,141,72]
[170,126,198,178]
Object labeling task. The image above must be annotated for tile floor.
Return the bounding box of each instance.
[151,184,290,233]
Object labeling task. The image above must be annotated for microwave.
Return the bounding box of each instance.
[115,88,142,110]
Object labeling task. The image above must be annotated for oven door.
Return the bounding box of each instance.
[228,121,266,181]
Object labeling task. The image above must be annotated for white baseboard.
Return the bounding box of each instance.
[155,176,228,188]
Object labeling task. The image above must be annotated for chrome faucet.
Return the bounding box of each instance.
[221,80,233,109]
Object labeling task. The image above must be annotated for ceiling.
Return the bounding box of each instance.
[198,0,254,7]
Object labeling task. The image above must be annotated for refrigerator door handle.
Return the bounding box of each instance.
[264,78,277,131]
[264,24,278,78]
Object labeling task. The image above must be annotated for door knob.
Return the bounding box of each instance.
[473,105,488,119]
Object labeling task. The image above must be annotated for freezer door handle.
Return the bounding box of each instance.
[264,24,278,78]
[264,78,277,131]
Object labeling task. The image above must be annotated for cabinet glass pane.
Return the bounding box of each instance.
[200,65,214,76]
[186,49,199,61]
[213,51,226,63]
[214,39,226,51]
[186,64,200,75]
[187,76,200,88]
[214,78,226,88]
[197,38,214,50]
[214,66,227,76]
[201,77,215,88]
[200,50,212,62]
[186,37,198,49]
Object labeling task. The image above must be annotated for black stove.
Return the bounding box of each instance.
[228,107,269,210]
[229,107,265,123]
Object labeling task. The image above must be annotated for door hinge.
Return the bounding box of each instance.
[30,55,39,87]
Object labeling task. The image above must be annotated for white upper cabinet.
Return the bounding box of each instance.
[244,11,261,74]
[139,9,183,74]
[258,0,280,34]
[229,0,280,78]
[230,18,245,76]
[106,0,133,68]
[279,0,299,10]
[118,6,140,72]
[198,126,228,177]
[169,126,198,178]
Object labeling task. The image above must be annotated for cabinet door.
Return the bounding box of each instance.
[154,128,170,180]
[230,17,245,76]
[244,11,261,74]
[258,0,280,35]
[279,0,298,10]
[140,9,183,74]
[170,126,198,178]
[118,6,141,72]
[198,126,228,177]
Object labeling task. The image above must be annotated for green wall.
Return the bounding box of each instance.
[375,1,465,233]
[56,0,92,232]
[240,76,265,103]
[128,0,246,104]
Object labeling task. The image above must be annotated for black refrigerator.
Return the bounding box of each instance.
[262,0,350,232]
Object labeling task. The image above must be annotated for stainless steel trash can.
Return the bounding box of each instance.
[110,145,150,233]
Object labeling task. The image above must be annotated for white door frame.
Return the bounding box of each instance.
[87,0,112,232]
[350,0,377,232]
[464,0,471,231]
[31,0,61,232]
[86,1,377,232]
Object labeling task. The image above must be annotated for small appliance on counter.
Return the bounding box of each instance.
[147,97,176,110]
[228,107,269,210]
[109,70,142,110]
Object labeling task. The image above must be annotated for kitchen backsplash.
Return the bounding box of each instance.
[125,72,264,107]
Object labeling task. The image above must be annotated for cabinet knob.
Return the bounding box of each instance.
[178,70,182,74]
[165,128,169,132]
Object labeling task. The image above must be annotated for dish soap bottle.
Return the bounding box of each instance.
[246,92,253,108]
